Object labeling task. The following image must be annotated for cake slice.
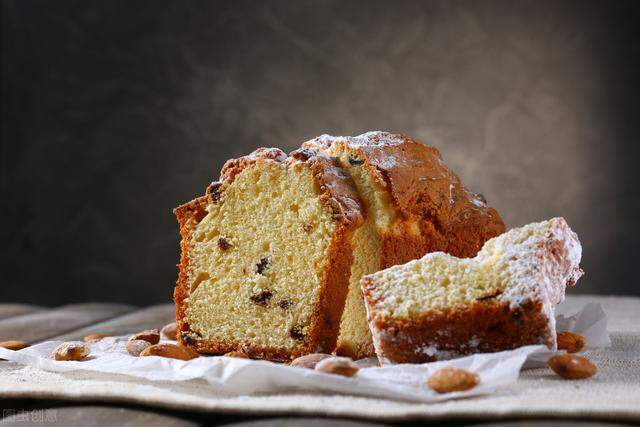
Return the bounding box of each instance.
[303,132,505,358]
[362,217,583,364]
[174,147,363,361]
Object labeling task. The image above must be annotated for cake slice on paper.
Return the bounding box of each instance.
[361,217,583,364]
[174,147,363,361]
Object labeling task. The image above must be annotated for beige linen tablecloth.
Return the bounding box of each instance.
[1,295,639,422]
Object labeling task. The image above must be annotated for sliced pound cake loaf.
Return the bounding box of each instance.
[303,132,505,359]
[174,147,363,361]
[362,217,583,364]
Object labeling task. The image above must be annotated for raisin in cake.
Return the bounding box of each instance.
[174,147,363,361]
[362,217,583,364]
[303,131,505,358]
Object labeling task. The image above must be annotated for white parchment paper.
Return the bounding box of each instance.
[525,302,611,368]
[0,303,609,403]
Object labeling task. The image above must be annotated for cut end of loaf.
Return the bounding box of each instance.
[174,149,362,360]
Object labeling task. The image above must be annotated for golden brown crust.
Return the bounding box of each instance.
[173,195,210,351]
[173,195,210,328]
[362,287,552,363]
[306,226,354,355]
[306,132,505,267]
[173,147,362,361]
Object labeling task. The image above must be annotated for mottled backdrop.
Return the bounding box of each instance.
[2,0,639,305]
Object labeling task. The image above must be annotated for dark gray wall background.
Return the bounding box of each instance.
[2,0,639,306]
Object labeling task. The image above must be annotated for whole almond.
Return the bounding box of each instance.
[290,353,331,369]
[315,357,359,377]
[126,339,152,356]
[224,351,249,359]
[83,333,111,343]
[140,343,199,361]
[161,322,178,340]
[0,340,30,351]
[427,367,480,393]
[52,342,90,361]
[547,354,597,379]
[557,331,586,353]
[129,329,160,345]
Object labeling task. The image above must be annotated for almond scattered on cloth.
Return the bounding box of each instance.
[129,329,160,345]
[314,357,359,377]
[126,339,152,356]
[161,322,178,340]
[427,367,480,393]
[140,343,199,361]
[0,340,30,351]
[547,354,597,379]
[557,331,586,353]
[290,353,331,369]
[52,342,90,361]
[83,333,112,343]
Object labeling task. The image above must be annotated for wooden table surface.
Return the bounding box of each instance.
[0,303,633,427]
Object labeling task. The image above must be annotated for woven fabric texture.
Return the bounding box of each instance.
[1,295,638,422]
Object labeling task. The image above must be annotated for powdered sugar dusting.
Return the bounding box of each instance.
[492,217,583,308]
[304,131,406,150]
